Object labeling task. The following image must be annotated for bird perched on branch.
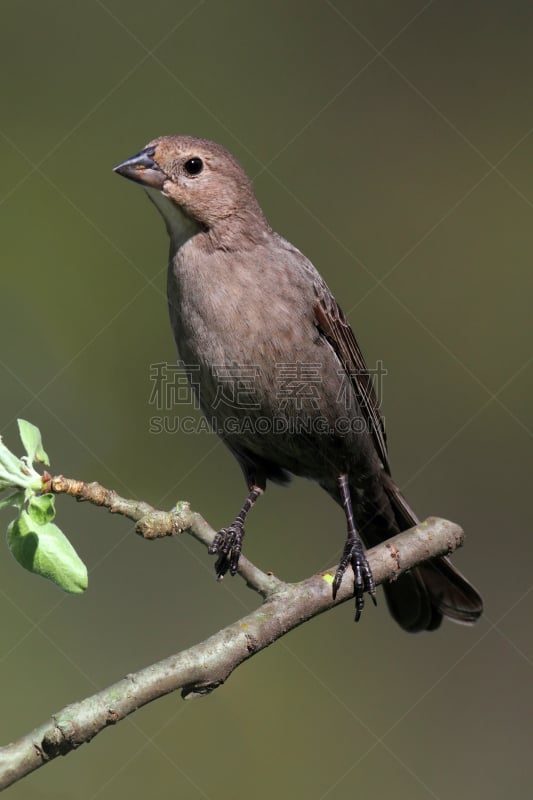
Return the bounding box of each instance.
[114,135,483,631]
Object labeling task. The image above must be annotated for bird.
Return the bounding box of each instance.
[113,135,483,631]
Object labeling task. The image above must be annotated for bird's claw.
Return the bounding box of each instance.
[208,522,245,579]
[332,537,376,621]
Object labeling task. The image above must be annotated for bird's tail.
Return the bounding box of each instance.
[378,477,483,632]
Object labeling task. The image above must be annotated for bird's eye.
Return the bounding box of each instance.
[184,157,204,176]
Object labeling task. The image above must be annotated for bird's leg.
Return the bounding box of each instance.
[208,486,263,579]
[333,474,376,621]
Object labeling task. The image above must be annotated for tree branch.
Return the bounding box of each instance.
[0,476,465,790]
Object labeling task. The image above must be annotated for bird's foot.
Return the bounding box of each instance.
[332,536,376,621]
[208,521,245,579]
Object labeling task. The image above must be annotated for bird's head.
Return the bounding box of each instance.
[113,135,267,247]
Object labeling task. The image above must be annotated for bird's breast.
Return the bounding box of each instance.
[166,241,349,439]
[169,244,316,368]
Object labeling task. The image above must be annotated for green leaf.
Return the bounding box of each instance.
[0,477,14,491]
[17,419,50,466]
[7,511,88,594]
[0,491,24,512]
[0,438,25,478]
[27,493,56,525]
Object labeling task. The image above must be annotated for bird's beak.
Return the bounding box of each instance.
[113,146,166,189]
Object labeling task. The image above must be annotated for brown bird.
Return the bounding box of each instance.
[114,135,483,631]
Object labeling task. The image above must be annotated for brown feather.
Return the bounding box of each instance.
[313,281,390,474]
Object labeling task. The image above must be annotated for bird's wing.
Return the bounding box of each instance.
[313,280,390,474]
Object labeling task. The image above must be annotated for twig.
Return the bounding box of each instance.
[46,475,282,596]
[0,475,464,790]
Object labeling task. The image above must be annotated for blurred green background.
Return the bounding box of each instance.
[1,1,531,797]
